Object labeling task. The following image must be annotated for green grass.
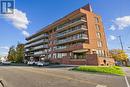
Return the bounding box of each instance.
[72,66,125,76]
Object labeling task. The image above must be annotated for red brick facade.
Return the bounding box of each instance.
[50,54,115,66]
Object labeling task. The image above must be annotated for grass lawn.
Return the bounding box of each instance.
[72,66,125,76]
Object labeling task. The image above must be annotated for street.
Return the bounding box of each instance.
[0,66,128,87]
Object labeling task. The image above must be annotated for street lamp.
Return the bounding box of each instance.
[118,36,124,50]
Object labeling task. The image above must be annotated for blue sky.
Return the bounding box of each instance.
[0,0,130,56]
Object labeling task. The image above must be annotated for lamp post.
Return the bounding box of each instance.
[118,36,124,50]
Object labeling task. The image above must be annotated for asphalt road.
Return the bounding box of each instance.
[0,66,128,87]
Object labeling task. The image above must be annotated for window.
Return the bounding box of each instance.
[97,41,102,47]
[57,53,67,58]
[95,17,99,23]
[96,50,105,57]
[95,25,100,30]
[53,53,56,58]
[96,32,101,38]
[101,50,105,56]
[48,54,51,58]
[48,48,51,52]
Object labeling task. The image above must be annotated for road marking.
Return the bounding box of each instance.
[96,84,107,87]
[125,76,130,87]
[0,80,4,87]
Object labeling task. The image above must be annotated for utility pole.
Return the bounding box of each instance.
[118,36,124,50]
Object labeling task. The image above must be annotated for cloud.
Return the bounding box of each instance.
[0,46,9,50]
[3,9,30,37]
[22,30,30,37]
[109,16,130,30]
[1,52,8,55]
[0,46,9,56]
[109,35,117,40]
[3,9,29,30]
[109,25,116,31]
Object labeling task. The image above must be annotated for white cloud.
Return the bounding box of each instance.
[0,46,9,56]
[109,35,117,40]
[3,9,30,37]
[109,25,116,31]
[22,30,30,37]
[0,46,9,50]
[109,16,130,30]
[3,9,29,30]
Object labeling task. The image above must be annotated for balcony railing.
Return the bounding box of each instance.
[56,17,86,32]
[28,34,48,43]
[34,51,47,55]
[55,43,83,52]
[56,34,88,45]
[25,39,48,48]
[32,45,48,50]
[56,25,87,38]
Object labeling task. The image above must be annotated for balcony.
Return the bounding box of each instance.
[55,43,84,52]
[31,45,48,51]
[56,34,88,45]
[56,25,87,38]
[33,51,48,56]
[27,34,48,43]
[25,39,48,48]
[56,17,86,32]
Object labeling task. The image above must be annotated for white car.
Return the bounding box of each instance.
[27,61,35,65]
[34,61,38,65]
[37,61,49,66]
[2,61,11,65]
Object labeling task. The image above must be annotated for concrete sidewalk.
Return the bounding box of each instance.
[122,67,130,76]
[122,67,130,87]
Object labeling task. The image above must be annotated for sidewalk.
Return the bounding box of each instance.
[122,67,130,87]
[122,67,130,76]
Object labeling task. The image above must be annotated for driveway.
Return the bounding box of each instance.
[0,66,128,87]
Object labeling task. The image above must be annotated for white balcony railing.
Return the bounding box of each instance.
[56,17,86,31]
[32,45,48,50]
[33,51,47,55]
[28,34,48,43]
[56,25,87,38]
[25,39,48,48]
[56,34,88,45]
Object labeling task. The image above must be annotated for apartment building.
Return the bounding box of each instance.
[25,4,115,65]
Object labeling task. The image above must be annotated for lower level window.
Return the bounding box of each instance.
[57,53,67,58]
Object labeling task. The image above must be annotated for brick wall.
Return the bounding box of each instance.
[49,54,115,66]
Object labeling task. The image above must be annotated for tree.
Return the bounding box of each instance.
[15,43,24,63]
[110,49,128,66]
[7,43,25,63]
[8,46,16,61]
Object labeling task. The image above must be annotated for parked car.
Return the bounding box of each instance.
[27,61,35,65]
[2,61,11,65]
[36,61,49,66]
[34,61,38,65]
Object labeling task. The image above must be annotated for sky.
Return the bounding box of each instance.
[0,0,130,56]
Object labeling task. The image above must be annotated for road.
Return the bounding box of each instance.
[0,66,128,87]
